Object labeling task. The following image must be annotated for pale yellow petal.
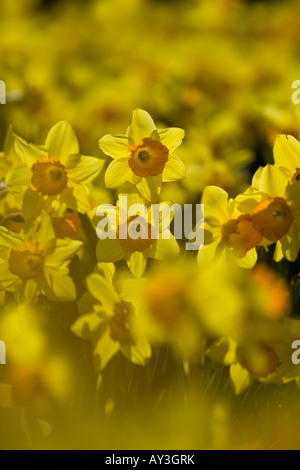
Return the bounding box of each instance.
[105,159,132,188]
[86,273,119,309]
[162,154,186,182]
[230,363,252,395]
[201,186,229,223]
[127,252,147,278]
[158,128,185,153]
[45,121,79,164]
[274,134,300,176]
[99,134,130,160]
[127,109,157,144]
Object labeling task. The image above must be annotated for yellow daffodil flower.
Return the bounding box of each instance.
[91,190,180,278]
[71,265,151,371]
[0,211,82,302]
[206,265,291,394]
[9,122,105,214]
[198,186,262,269]
[99,109,185,201]
[236,164,300,262]
[274,134,300,183]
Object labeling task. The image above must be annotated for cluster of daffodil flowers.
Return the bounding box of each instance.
[1,106,300,451]
[3,0,300,450]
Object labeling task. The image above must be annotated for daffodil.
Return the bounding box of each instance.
[274,134,300,182]
[71,265,151,371]
[122,259,243,363]
[126,262,205,363]
[206,335,279,395]
[236,164,300,262]
[207,317,300,395]
[0,211,82,302]
[9,121,105,214]
[206,265,291,394]
[198,186,262,269]
[0,305,72,408]
[99,109,185,202]
[91,189,180,278]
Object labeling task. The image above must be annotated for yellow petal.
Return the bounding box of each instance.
[94,263,116,284]
[127,109,157,144]
[162,154,186,182]
[0,227,24,250]
[158,128,185,153]
[280,225,300,262]
[99,134,130,160]
[236,248,257,269]
[96,239,125,263]
[135,175,162,202]
[105,159,132,188]
[45,239,83,267]
[256,164,288,198]
[86,273,119,309]
[71,313,105,340]
[34,211,55,246]
[147,233,180,260]
[202,186,229,223]
[121,336,152,366]
[64,183,91,214]
[274,134,300,176]
[274,242,284,262]
[14,134,47,166]
[197,238,223,266]
[45,121,79,164]
[39,267,77,302]
[230,363,252,395]
[127,252,147,278]
[5,165,31,189]
[65,154,105,184]
[93,329,119,371]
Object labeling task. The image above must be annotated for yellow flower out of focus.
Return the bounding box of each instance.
[0,211,82,302]
[72,265,151,372]
[236,164,300,262]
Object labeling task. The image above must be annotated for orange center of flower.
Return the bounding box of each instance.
[144,274,192,329]
[31,156,68,196]
[252,197,293,242]
[9,240,45,281]
[117,215,156,253]
[109,300,136,345]
[51,212,81,240]
[221,214,263,258]
[292,168,300,183]
[128,138,169,177]
[251,265,290,320]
